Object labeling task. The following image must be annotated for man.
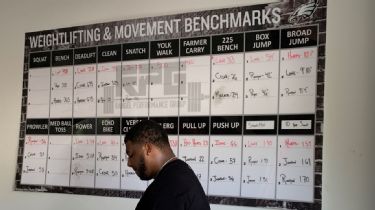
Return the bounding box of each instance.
[125,119,210,210]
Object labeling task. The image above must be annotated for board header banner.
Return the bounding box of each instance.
[26,4,282,50]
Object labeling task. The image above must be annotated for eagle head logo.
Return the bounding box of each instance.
[289,0,319,24]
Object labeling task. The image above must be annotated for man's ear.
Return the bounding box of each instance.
[143,142,153,156]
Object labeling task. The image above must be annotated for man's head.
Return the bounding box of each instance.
[124,120,173,180]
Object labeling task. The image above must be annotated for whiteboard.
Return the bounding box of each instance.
[16,2,326,209]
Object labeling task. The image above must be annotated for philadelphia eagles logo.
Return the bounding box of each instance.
[289,0,319,23]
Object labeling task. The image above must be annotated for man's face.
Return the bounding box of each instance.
[125,141,152,180]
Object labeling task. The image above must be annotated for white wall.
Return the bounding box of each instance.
[0,0,373,210]
[324,0,375,209]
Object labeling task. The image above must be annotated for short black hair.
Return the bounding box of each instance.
[124,120,170,149]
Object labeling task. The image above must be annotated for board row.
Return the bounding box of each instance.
[21,134,314,202]
[25,115,315,135]
[29,25,317,67]
[27,46,318,118]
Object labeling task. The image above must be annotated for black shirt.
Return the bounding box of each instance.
[135,159,210,210]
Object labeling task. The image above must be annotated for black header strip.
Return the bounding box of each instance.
[150,39,179,58]
[245,30,279,51]
[179,117,209,135]
[29,52,51,68]
[211,116,242,135]
[97,118,121,135]
[49,119,73,135]
[149,117,178,135]
[98,45,122,63]
[278,114,315,135]
[243,115,277,135]
[180,36,211,56]
[212,33,244,54]
[123,42,149,61]
[74,47,97,65]
[281,25,318,49]
[52,50,73,66]
[121,117,148,135]
[26,119,49,134]
[73,118,96,135]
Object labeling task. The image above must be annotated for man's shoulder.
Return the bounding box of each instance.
[163,159,196,178]
[156,159,200,187]
[144,159,210,210]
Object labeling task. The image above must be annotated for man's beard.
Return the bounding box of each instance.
[136,155,151,180]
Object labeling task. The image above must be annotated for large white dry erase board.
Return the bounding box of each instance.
[15,0,326,209]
